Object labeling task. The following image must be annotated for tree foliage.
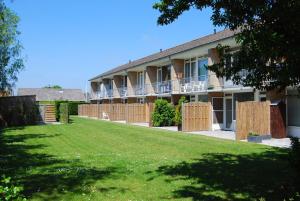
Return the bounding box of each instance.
[153,0,300,91]
[44,85,62,89]
[0,1,24,92]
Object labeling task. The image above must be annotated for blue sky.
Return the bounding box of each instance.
[7,0,222,91]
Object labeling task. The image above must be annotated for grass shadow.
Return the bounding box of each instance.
[0,128,124,200]
[153,149,298,201]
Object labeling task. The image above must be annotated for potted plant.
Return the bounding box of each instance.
[247,132,271,143]
[247,132,262,143]
[174,96,187,131]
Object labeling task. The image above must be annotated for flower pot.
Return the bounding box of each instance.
[247,135,271,143]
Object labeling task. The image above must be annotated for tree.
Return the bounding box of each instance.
[153,0,300,91]
[44,85,62,89]
[0,1,24,93]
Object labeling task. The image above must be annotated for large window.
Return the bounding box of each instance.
[137,71,144,88]
[121,76,127,88]
[198,59,208,81]
[185,58,207,81]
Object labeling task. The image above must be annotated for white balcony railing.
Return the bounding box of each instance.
[120,87,127,97]
[154,80,172,95]
[179,76,208,93]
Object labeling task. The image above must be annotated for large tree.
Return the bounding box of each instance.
[153,0,300,91]
[0,1,24,93]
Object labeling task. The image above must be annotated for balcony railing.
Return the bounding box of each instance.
[90,72,252,100]
[154,80,173,95]
[135,85,146,96]
[179,76,208,93]
[223,70,248,88]
[120,87,127,97]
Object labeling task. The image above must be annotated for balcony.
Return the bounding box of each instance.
[154,80,172,95]
[179,76,208,93]
[223,70,248,88]
[119,87,127,97]
[134,86,146,96]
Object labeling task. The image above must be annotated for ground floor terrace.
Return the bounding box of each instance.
[90,88,300,138]
[1,116,298,201]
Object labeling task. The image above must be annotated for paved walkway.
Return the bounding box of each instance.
[188,130,236,140]
[260,138,291,148]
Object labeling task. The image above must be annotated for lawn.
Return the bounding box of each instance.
[0,116,297,201]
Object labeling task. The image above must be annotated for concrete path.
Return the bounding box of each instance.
[153,126,178,132]
[130,122,149,127]
[188,130,236,140]
[260,138,291,148]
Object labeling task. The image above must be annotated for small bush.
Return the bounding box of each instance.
[0,175,26,201]
[152,99,175,127]
[59,103,69,124]
[174,96,187,126]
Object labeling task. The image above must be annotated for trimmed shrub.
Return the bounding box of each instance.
[59,103,69,124]
[54,101,67,121]
[68,102,84,115]
[152,99,175,127]
[53,101,84,121]
[0,175,26,201]
[174,96,187,126]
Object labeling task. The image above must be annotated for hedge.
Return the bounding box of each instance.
[59,103,69,123]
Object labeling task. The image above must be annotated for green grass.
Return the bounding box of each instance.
[0,116,297,201]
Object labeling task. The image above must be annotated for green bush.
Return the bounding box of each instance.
[174,96,187,126]
[59,103,69,124]
[152,99,175,127]
[53,101,84,121]
[0,175,26,201]
[68,102,84,115]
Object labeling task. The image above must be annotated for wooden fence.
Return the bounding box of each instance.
[182,102,212,132]
[109,104,126,121]
[0,95,38,127]
[236,101,271,140]
[125,103,147,123]
[79,103,151,123]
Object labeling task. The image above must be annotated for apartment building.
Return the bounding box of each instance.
[89,29,300,136]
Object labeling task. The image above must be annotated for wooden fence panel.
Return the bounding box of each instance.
[110,104,126,121]
[236,101,271,140]
[99,104,111,119]
[147,103,155,126]
[126,103,147,123]
[182,102,211,132]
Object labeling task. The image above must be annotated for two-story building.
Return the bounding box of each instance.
[89,29,300,137]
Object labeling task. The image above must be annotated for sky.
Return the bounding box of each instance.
[6,0,223,92]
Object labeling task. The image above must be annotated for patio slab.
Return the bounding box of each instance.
[153,126,178,132]
[188,130,236,140]
[130,122,149,127]
[260,138,291,148]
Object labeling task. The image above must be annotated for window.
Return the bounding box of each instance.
[184,60,190,80]
[190,95,196,102]
[137,72,144,88]
[121,76,127,88]
[198,95,208,102]
[198,59,208,81]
